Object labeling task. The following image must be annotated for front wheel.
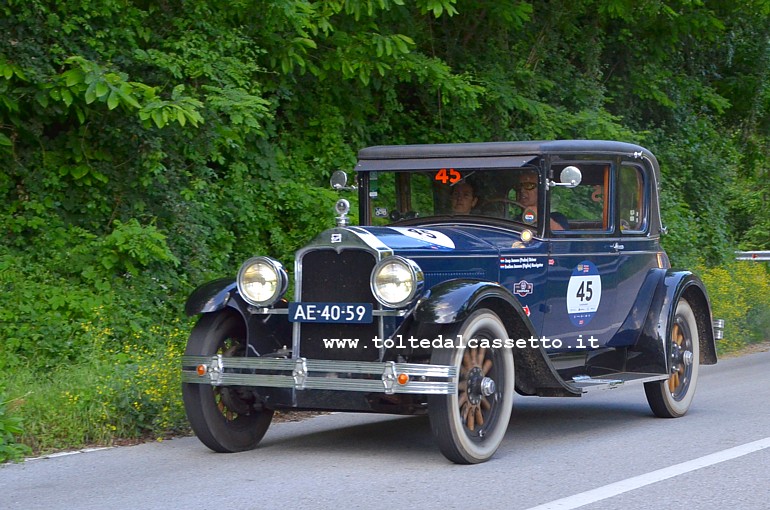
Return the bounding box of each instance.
[182,311,274,452]
[644,298,700,418]
[427,309,515,464]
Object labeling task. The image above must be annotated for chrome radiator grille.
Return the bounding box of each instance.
[297,249,379,361]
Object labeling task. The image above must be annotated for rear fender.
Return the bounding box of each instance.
[413,279,581,397]
[627,270,718,374]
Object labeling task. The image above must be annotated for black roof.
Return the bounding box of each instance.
[356,140,659,175]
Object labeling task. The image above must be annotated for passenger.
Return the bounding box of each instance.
[450,180,478,214]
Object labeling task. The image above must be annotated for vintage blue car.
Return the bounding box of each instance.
[182,140,721,464]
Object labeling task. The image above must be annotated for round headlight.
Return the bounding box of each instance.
[370,256,424,308]
[237,257,288,307]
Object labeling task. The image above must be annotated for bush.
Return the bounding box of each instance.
[0,317,190,455]
[696,262,770,352]
[0,392,31,462]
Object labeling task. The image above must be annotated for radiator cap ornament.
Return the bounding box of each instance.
[335,198,350,226]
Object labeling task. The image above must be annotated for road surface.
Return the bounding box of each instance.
[3,349,769,509]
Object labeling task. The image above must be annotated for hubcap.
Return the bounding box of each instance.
[458,346,497,434]
[668,321,693,399]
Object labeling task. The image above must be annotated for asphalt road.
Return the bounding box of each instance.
[3,349,769,510]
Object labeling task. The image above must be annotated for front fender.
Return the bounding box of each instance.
[626,270,718,374]
[185,278,238,316]
[185,278,291,357]
[414,279,532,327]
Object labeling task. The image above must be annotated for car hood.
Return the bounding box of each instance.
[301,224,533,258]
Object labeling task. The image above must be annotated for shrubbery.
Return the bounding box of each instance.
[697,262,770,352]
[2,0,770,459]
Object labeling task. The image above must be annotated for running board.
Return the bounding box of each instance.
[571,373,669,393]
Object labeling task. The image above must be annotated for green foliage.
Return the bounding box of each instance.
[1,0,770,457]
[697,262,770,352]
[0,393,31,462]
[0,321,189,454]
[101,219,180,275]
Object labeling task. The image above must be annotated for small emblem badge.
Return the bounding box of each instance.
[513,280,534,297]
[523,207,537,224]
[331,233,342,243]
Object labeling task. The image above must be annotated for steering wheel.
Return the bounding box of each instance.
[485,198,525,209]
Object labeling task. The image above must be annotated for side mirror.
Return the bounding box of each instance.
[331,170,356,190]
[547,166,582,189]
[560,166,582,187]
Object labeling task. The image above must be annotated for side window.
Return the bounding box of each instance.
[618,165,646,233]
[370,171,439,224]
[370,171,394,225]
[550,164,611,232]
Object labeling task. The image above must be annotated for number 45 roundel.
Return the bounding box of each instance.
[566,260,602,327]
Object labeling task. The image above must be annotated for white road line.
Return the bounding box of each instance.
[525,437,770,510]
[25,446,114,462]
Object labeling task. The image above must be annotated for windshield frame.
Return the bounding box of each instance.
[358,164,547,235]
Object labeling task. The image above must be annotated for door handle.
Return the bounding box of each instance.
[610,242,625,252]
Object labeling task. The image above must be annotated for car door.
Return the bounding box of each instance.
[541,161,623,351]
[605,161,662,347]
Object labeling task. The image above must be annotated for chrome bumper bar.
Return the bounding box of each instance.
[181,355,457,395]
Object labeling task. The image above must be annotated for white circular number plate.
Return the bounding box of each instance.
[566,260,602,326]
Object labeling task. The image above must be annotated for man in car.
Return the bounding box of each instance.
[516,171,568,230]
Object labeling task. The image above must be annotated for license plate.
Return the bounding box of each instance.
[288,302,373,323]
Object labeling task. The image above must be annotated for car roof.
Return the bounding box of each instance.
[356,140,659,176]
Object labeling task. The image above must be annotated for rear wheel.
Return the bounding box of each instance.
[182,311,273,452]
[644,299,700,418]
[428,309,515,464]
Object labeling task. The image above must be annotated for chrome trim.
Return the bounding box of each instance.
[293,358,308,389]
[293,228,392,361]
[181,356,458,395]
[713,319,725,340]
[237,256,289,307]
[247,307,407,318]
[370,255,425,309]
[570,373,669,393]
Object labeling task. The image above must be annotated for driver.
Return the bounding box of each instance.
[515,171,568,230]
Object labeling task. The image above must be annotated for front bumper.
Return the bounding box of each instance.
[181,356,457,395]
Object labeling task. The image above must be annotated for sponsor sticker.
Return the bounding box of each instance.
[513,280,534,297]
[500,256,545,270]
[523,207,537,224]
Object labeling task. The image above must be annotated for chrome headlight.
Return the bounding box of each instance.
[237,257,288,307]
[370,256,424,308]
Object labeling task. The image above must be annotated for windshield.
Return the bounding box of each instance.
[367,168,543,228]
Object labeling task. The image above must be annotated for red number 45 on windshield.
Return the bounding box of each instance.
[435,168,461,184]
